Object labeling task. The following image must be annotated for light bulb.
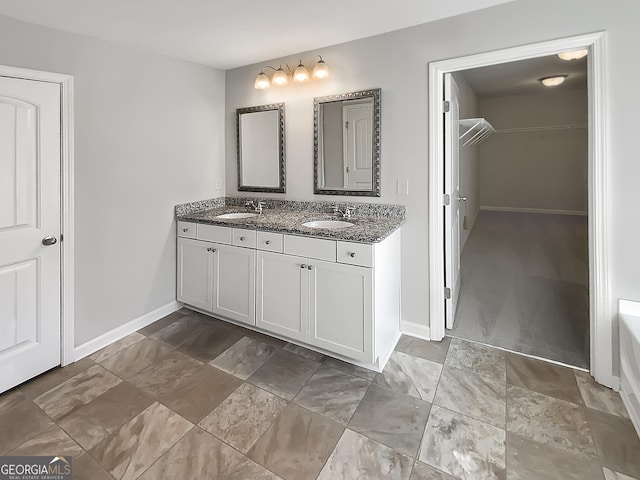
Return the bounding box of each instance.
[254,72,270,89]
[312,59,329,79]
[558,49,588,61]
[271,68,288,86]
[539,75,568,87]
[293,61,309,82]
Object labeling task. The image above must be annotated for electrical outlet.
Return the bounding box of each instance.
[397,179,409,196]
[215,179,223,190]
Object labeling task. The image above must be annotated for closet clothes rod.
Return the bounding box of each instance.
[494,124,587,134]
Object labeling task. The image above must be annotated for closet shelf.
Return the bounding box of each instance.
[459,118,495,146]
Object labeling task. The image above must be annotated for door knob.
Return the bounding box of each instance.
[458,196,468,202]
[301,264,307,269]
[42,236,57,246]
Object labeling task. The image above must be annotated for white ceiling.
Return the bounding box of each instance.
[0,0,515,69]
[458,53,588,98]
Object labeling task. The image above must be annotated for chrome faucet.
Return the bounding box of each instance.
[333,206,352,219]
[245,200,265,214]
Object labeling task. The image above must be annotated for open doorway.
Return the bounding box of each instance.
[428,32,614,387]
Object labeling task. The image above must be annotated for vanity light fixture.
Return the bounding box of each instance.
[558,49,588,61]
[539,75,568,87]
[254,56,329,89]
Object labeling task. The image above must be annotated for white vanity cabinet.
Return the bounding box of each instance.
[177,223,256,326]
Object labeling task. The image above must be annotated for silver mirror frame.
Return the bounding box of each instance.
[237,103,286,193]
[313,88,381,197]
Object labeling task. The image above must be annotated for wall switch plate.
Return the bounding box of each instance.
[397,179,409,196]
[215,179,223,190]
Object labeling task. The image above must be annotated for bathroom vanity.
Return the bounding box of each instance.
[175,199,403,372]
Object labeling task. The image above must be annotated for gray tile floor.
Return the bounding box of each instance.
[2,309,638,479]
[450,211,590,368]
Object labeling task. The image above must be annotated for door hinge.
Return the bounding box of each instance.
[444,287,451,299]
[443,101,450,113]
[443,194,450,206]
[60,234,63,242]
[345,121,349,129]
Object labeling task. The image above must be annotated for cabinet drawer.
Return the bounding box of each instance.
[257,231,283,252]
[233,229,257,248]
[337,241,374,267]
[177,221,197,239]
[284,235,336,262]
[197,224,232,244]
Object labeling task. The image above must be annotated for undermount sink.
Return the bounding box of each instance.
[215,212,260,219]
[302,220,355,229]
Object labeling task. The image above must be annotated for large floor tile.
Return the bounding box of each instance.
[98,338,174,379]
[349,383,431,457]
[506,353,581,404]
[73,453,114,480]
[587,407,640,478]
[90,332,146,363]
[418,405,506,480]
[19,357,95,399]
[434,365,506,428]
[445,338,506,382]
[8,423,83,457]
[317,429,413,480]
[576,370,629,417]
[248,349,321,400]
[210,336,278,380]
[294,365,370,424]
[374,351,442,402]
[90,401,193,480]
[126,349,203,398]
[138,427,281,480]
[199,382,287,453]
[323,356,378,381]
[283,342,326,362]
[507,385,596,458]
[410,462,457,480]
[33,364,122,421]
[602,468,639,480]
[160,364,242,423]
[248,404,343,480]
[395,335,451,364]
[507,432,605,480]
[57,381,153,450]
[137,310,188,337]
[0,390,55,455]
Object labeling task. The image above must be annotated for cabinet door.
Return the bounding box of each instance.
[256,251,308,342]
[177,238,213,312]
[212,243,256,326]
[309,260,372,363]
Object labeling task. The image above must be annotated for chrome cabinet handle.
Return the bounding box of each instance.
[349,252,356,258]
[265,240,271,245]
[183,228,188,232]
[207,247,217,252]
[240,236,246,241]
[458,196,468,202]
[300,264,307,269]
[42,236,57,246]
[308,265,313,270]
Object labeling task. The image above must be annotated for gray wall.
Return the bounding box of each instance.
[0,15,226,346]
[478,88,588,213]
[225,0,640,348]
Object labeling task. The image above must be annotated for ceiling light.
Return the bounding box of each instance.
[539,75,568,87]
[558,49,588,61]
[254,56,329,89]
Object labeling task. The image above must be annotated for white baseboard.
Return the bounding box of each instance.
[73,301,181,361]
[400,320,431,340]
[480,206,587,216]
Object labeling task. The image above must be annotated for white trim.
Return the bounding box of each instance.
[400,320,431,340]
[428,32,613,386]
[0,65,75,367]
[73,301,181,360]
[479,206,587,216]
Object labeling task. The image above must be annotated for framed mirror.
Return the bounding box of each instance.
[237,103,285,193]
[314,88,381,197]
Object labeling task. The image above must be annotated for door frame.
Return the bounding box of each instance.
[0,64,75,367]
[427,32,614,387]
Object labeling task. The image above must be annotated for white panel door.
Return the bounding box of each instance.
[256,251,307,342]
[309,260,372,363]
[444,73,461,330]
[0,76,61,393]
[343,103,373,189]
[213,244,256,326]
[177,238,214,312]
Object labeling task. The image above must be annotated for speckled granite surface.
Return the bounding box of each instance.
[175,198,405,243]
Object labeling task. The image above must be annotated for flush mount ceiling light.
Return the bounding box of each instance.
[558,49,588,61]
[254,56,329,89]
[539,75,568,87]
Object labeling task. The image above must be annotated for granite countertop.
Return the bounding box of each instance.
[177,205,404,243]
